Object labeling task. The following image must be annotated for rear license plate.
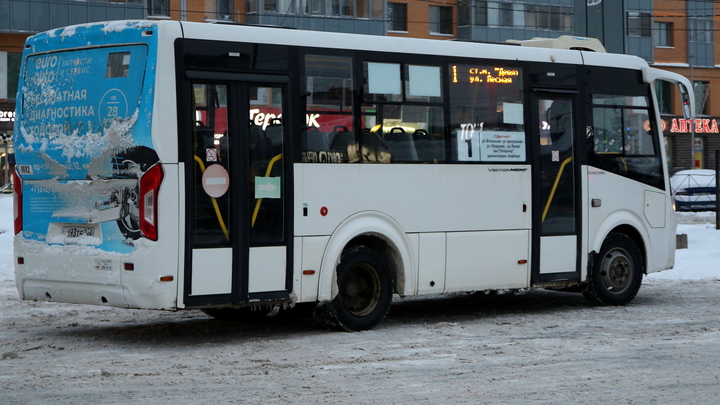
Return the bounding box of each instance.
[62,226,96,238]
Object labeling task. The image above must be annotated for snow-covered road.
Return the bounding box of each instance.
[1,195,719,404]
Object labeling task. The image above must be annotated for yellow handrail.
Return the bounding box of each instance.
[542,156,573,223]
[252,153,283,227]
[193,155,230,240]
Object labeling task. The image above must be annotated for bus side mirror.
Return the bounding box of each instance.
[679,83,692,119]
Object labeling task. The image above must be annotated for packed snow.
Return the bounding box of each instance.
[2,193,720,404]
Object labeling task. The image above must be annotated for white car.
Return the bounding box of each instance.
[670,169,716,211]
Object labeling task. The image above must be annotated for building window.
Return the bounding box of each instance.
[0,52,21,101]
[548,6,570,31]
[525,4,538,28]
[525,4,572,31]
[331,0,355,16]
[217,0,233,19]
[693,80,710,116]
[689,18,713,44]
[688,17,714,67]
[458,0,470,26]
[356,0,380,18]
[499,3,513,27]
[486,2,515,27]
[627,11,651,37]
[430,6,453,35]
[653,21,673,47]
[304,0,324,14]
[264,0,293,13]
[388,2,407,32]
[147,0,169,16]
[475,1,488,26]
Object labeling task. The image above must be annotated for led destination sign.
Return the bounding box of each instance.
[451,65,520,85]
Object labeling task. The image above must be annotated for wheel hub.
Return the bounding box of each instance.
[600,249,633,293]
[341,263,381,317]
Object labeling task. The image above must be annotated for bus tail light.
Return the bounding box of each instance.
[13,168,22,235]
[139,163,164,241]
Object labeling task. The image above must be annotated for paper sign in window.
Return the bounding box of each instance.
[503,102,524,125]
[368,62,401,95]
[408,65,441,97]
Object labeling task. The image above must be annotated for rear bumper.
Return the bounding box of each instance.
[14,236,178,310]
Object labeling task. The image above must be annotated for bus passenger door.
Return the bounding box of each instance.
[531,94,581,283]
[184,79,290,307]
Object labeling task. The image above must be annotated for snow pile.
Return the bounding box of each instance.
[647,211,720,280]
[0,194,719,282]
[0,194,15,282]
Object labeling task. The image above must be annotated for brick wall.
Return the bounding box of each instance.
[0,33,30,54]
[388,0,456,40]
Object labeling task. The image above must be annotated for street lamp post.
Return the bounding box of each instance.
[689,30,695,169]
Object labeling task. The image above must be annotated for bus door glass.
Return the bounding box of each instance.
[533,94,580,279]
[187,80,288,304]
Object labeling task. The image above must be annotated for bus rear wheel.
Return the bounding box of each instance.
[314,246,393,331]
[583,233,643,306]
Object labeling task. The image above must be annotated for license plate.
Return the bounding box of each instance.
[62,226,96,238]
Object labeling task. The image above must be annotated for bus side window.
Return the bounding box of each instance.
[329,126,356,162]
[449,63,525,163]
[360,130,391,163]
[590,95,662,189]
[302,127,329,152]
[384,127,418,162]
[303,54,354,163]
[413,130,442,162]
[265,118,283,157]
[250,123,272,167]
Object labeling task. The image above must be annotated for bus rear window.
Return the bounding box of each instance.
[106,52,131,78]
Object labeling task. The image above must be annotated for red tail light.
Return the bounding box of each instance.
[13,168,22,235]
[139,163,164,241]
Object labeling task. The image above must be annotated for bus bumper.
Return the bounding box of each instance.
[14,237,178,310]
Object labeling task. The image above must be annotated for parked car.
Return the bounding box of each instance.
[670,169,716,211]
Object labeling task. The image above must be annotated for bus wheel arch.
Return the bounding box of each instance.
[608,225,647,272]
[583,231,645,306]
[315,212,413,331]
[314,243,394,331]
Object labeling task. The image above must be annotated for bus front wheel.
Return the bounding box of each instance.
[583,233,643,306]
[314,246,393,331]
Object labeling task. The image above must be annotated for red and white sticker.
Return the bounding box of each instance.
[202,164,230,198]
[206,148,218,162]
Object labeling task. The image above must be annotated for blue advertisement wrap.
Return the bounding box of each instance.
[14,22,161,253]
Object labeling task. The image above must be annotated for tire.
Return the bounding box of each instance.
[314,246,393,331]
[202,306,272,321]
[583,233,644,306]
